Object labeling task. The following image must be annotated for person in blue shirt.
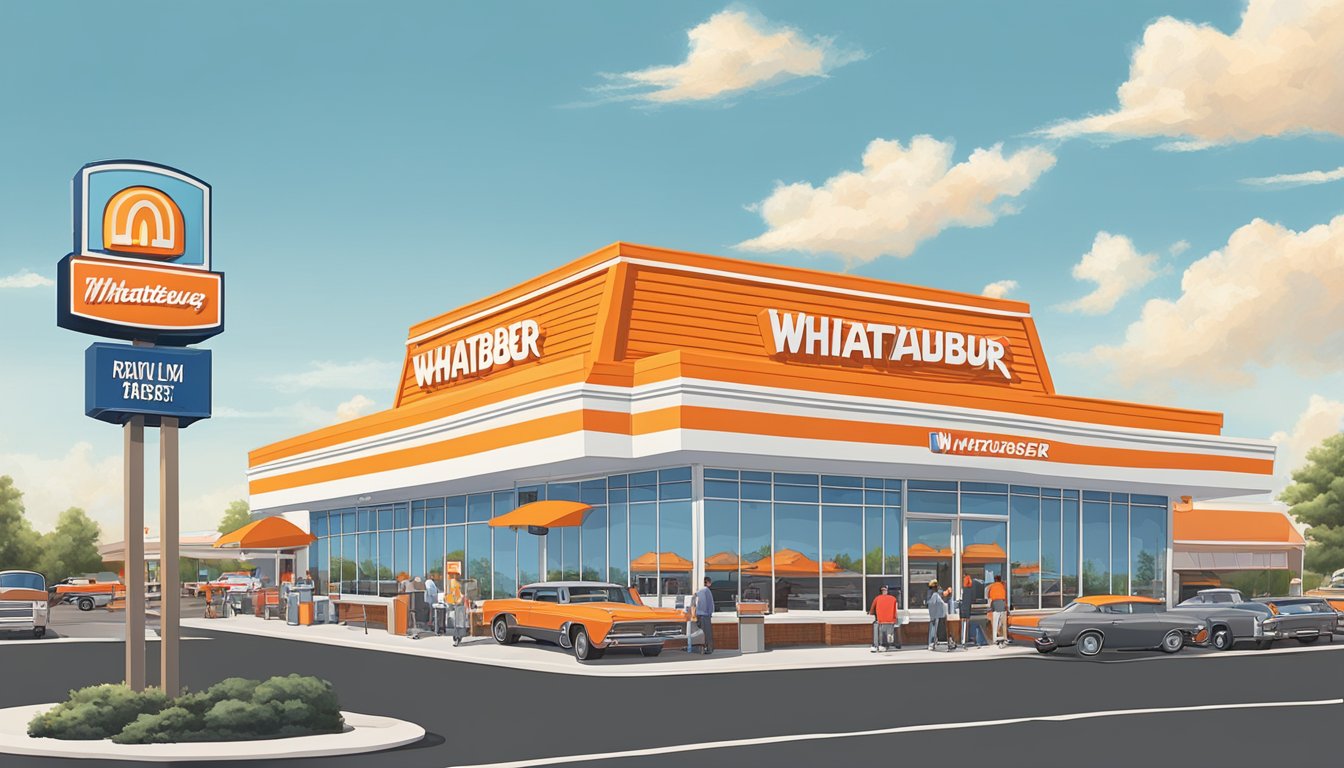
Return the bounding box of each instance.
[692,577,715,655]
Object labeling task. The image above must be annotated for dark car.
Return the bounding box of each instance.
[1174,589,1274,650]
[1029,596,1205,657]
[1255,597,1339,645]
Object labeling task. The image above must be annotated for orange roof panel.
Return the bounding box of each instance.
[1174,507,1305,545]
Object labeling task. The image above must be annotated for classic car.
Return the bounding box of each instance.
[1172,590,1275,651]
[0,570,50,638]
[1017,596,1205,657]
[481,581,700,662]
[1254,597,1339,645]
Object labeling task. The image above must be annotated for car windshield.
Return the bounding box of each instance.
[1272,601,1333,615]
[0,572,46,591]
[566,586,636,604]
[1060,602,1098,613]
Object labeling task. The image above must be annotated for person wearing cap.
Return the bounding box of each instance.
[868,583,900,652]
[925,579,948,650]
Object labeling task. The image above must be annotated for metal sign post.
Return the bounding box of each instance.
[159,416,180,696]
[123,416,146,692]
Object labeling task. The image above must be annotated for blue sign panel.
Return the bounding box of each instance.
[85,343,212,427]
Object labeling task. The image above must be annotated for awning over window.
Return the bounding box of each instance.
[488,500,590,531]
[214,516,316,550]
[1173,551,1291,571]
[1173,506,1305,546]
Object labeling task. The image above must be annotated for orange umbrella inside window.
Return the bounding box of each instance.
[629,551,694,573]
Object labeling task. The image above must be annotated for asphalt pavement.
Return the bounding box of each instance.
[1,605,1340,768]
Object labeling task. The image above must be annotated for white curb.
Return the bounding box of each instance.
[0,704,424,762]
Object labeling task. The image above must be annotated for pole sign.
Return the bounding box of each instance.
[57,161,224,346]
[85,343,212,427]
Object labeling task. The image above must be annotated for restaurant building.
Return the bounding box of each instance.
[248,242,1279,644]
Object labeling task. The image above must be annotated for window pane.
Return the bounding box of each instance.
[1010,494,1040,609]
[338,535,356,592]
[821,505,862,611]
[445,496,466,525]
[773,502,819,611]
[774,484,819,503]
[740,500,772,606]
[741,482,772,501]
[378,506,395,531]
[628,502,657,600]
[561,527,579,581]
[341,509,355,534]
[1082,500,1109,595]
[581,505,606,582]
[467,524,492,598]
[445,527,466,579]
[494,526,516,599]
[311,538,327,594]
[1063,497,1079,600]
[864,506,883,577]
[410,528,425,583]
[467,494,492,523]
[907,518,953,608]
[705,499,740,611]
[659,500,693,606]
[394,503,409,530]
[1131,504,1166,599]
[960,493,1008,516]
[311,512,328,538]
[494,490,516,518]
[425,498,445,527]
[659,466,692,483]
[580,480,606,506]
[883,507,902,576]
[659,481,691,500]
[378,531,395,595]
[705,479,739,499]
[705,468,737,480]
[358,508,375,532]
[821,486,864,505]
[517,527,540,587]
[908,491,957,514]
[1111,502,1129,595]
[961,518,1007,609]
[357,532,376,594]
[426,526,445,584]
[607,502,627,585]
[1040,497,1062,608]
[822,474,862,487]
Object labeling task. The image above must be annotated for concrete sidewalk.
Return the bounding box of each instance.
[181,615,1034,677]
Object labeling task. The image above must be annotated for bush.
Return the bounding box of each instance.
[29,676,345,744]
[28,684,167,741]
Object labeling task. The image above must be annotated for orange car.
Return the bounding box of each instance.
[52,576,123,611]
[482,582,699,662]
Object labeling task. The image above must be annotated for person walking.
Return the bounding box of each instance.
[424,574,442,635]
[987,574,1008,646]
[868,583,900,652]
[926,580,947,650]
[446,573,468,646]
[692,576,715,655]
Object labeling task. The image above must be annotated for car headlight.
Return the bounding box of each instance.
[1194,624,1205,631]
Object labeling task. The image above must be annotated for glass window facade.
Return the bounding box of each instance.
[307,469,1168,611]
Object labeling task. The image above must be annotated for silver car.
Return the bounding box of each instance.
[1255,597,1338,645]
[1030,598,1205,657]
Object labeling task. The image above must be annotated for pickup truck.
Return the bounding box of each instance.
[1,570,50,638]
[50,576,123,611]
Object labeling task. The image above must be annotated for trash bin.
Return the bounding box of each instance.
[286,592,301,626]
[736,601,768,654]
[313,596,331,624]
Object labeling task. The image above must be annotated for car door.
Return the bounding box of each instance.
[524,587,564,641]
[1095,602,1136,647]
[1125,602,1172,648]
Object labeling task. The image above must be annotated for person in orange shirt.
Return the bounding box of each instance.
[986,574,1008,646]
[868,583,900,652]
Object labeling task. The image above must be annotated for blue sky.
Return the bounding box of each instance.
[2,1,1342,535]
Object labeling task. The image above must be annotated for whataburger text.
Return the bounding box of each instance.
[412,319,542,389]
[763,310,1012,380]
[930,431,1051,459]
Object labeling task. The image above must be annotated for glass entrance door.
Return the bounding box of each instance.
[907,518,954,608]
[959,518,1008,611]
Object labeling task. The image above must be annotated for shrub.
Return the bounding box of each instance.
[28,685,167,741]
[29,676,345,744]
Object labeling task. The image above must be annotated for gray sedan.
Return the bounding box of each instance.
[1255,597,1339,645]
[1030,598,1205,657]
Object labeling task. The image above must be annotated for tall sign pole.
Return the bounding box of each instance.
[58,160,222,695]
[123,415,146,691]
[159,416,180,695]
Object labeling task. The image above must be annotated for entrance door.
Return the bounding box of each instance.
[907,518,954,608]
[959,518,1008,611]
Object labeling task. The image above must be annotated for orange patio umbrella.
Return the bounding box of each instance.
[907,542,953,559]
[960,542,1007,565]
[488,500,590,535]
[704,551,744,572]
[629,551,694,573]
[740,549,847,577]
[214,516,316,586]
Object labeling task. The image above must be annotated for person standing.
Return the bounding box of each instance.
[959,580,986,648]
[869,583,900,652]
[692,576,715,655]
[424,574,442,635]
[926,580,947,650]
[987,574,1008,646]
[447,573,468,646]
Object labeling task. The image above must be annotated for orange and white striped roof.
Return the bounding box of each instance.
[248,243,1275,512]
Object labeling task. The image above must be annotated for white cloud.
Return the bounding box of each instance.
[1270,394,1344,494]
[1085,214,1344,389]
[263,359,398,394]
[736,136,1056,265]
[1243,165,1344,188]
[981,280,1018,299]
[1044,0,1344,144]
[596,9,864,104]
[335,394,376,422]
[0,442,121,534]
[180,482,248,534]
[1169,240,1191,257]
[1061,231,1160,315]
[0,269,53,289]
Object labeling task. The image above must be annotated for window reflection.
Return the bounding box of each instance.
[960,518,1007,609]
[821,505,862,611]
[907,519,953,608]
[1082,500,1109,595]
[1009,493,1040,608]
[773,502,819,611]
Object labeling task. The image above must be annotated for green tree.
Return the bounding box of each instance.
[0,476,41,571]
[37,507,103,582]
[1280,432,1344,575]
[217,500,251,536]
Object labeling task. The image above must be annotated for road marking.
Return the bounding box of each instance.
[448,698,1343,768]
[1077,641,1344,664]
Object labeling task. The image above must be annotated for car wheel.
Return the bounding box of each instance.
[573,627,602,662]
[1077,630,1104,657]
[1035,646,1056,654]
[491,616,517,645]
[1210,626,1233,651]
[1298,636,1319,645]
[32,627,45,639]
[640,646,663,658]
[77,597,94,612]
[1160,629,1184,654]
